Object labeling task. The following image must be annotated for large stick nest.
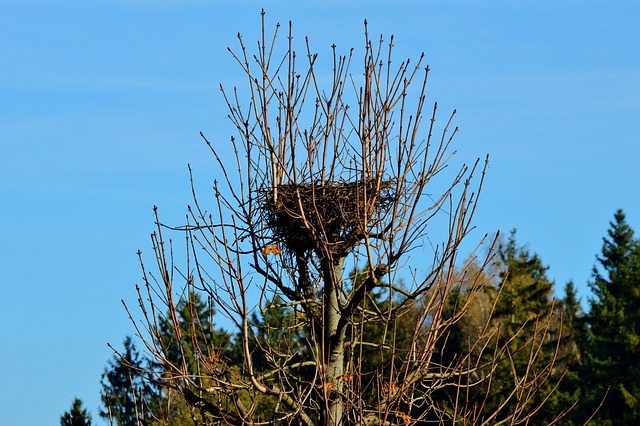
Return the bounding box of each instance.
[262,179,396,256]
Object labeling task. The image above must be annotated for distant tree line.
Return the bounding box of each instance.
[62,209,640,425]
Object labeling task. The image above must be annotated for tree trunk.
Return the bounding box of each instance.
[324,256,346,426]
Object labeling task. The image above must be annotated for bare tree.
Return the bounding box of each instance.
[124,12,567,425]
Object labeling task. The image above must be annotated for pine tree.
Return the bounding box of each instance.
[495,232,555,328]
[100,336,156,426]
[552,281,585,425]
[101,293,233,425]
[252,296,308,371]
[153,291,232,424]
[562,281,582,331]
[60,398,92,426]
[237,296,313,422]
[560,281,585,369]
[430,259,499,421]
[483,231,563,423]
[582,209,640,424]
[157,291,231,377]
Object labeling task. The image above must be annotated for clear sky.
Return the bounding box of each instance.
[1,1,638,424]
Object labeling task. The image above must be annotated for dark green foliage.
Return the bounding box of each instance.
[435,232,576,423]
[562,281,582,332]
[485,232,562,422]
[345,271,423,407]
[150,292,232,425]
[248,295,307,372]
[229,295,315,423]
[580,209,640,424]
[549,281,585,425]
[60,398,92,426]
[494,231,555,332]
[432,262,498,418]
[101,293,233,425]
[106,221,640,425]
[102,214,640,424]
[100,336,156,426]
[157,291,231,378]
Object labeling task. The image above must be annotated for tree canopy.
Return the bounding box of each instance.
[76,12,639,426]
[580,209,640,424]
[60,398,92,426]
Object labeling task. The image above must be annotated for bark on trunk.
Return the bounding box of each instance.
[324,256,346,426]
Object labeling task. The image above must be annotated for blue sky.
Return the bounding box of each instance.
[1,1,638,424]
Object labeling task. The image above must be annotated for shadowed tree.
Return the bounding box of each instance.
[100,337,156,426]
[434,234,574,424]
[552,280,584,426]
[483,232,564,423]
[580,209,640,424]
[60,398,92,426]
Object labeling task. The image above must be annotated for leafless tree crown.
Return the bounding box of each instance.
[123,12,566,426]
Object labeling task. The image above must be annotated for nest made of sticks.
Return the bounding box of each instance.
[262,178,396,255]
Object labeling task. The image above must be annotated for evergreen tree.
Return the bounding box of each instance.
[581,209,640,424]
[345,270,426,412]
[154,291,232,425]
[481,232,565,423]
[157,291,231,377]
[495,232,555,330]
[562,281,582,332]
[552,281,585,425]
[101,293,233,425]
[100,336,156,426]
[560,281,585,370]
[253,295,307,371]
[417,235,584,423]
[60,398,92,426]
[430,260,499,421]
[226,295,314,423]
[493,230,557,410]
